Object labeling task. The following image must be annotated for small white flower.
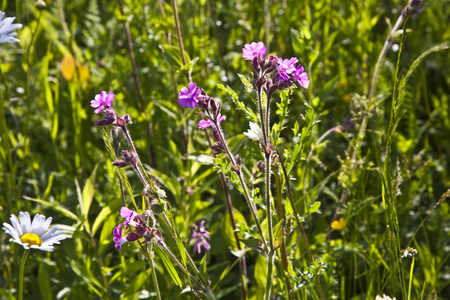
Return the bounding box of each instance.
[0,11,22,48]
[375,294,396,300]
[2,212,66,252]
[244,122,263,141]
[157,189,166,198]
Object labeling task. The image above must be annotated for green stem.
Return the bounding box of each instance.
[214,122,269,251]
[264,253,274,300]
[19,249,30,300]
[147,244,162,300]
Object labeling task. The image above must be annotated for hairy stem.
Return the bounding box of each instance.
[214,122,269,251]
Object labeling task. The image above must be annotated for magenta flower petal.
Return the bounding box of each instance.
[293,65,310,89]
[90,91,115,114]
[178,82,200,108]
[198,119,212,129]
[277,57,298,74]
[242,42,267,60]
[113,226,127,251]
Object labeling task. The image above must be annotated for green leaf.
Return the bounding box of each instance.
[81,166,97,233]
[161,44,183,69]
[221,209,246,250]
[272,219,284,250]
[199,253,208,282]
[155,244,182,287]
[217,84,258,123]
[23,196,79,221]
[237,73,253,93]
[38,261,52,300]
[309,201,322,214]
[254,255,267,287]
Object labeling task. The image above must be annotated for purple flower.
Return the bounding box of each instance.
[198,114,226,129]
[190,220,211,254]
[277,57,298,74]
[113,227,127,251]
[242,42,267,60]
[90,91,115,114]
[119,207,140,229]
[178,82,200,108]
[292,65,309,89]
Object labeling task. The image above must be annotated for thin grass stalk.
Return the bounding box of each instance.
[147,244,162,300]
[0,68,14,211]
[407,257,414,300]
[158,242,215,300]
[277,148,326,300]
[118,0,157,168]
[88,233,112,299]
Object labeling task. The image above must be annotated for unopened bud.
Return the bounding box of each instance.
[122,150,136,165]
[112,160,129,168]
[123,114,132,125]
[35,0,47,10]
[211,142,225,154]
[150,199,163,215]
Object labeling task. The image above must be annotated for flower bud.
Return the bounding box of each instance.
[123,114,132,125]
[211,142,225,154]
[150,199,164,215]
[112,160,129,168]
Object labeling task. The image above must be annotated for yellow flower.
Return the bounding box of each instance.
[331,217,346,231]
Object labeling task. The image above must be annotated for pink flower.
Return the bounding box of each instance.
[292,65,309,89]
[277,57,298,74]
[178,82,200,108]
[90,91,115,114]
[113,227,127,251]
[198,114,226,129]
[242,42,267,60]
[190,220,211,254]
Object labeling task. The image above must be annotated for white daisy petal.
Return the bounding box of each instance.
[31,214,45,235]
[9,214,23,236]
[42,217,52,233]
[2,223,21,241]
[20,212,32,234]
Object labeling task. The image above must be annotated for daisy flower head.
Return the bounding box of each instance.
[90,91,115,114]
[2,212,66,252]
[0,11,23,47]
[242,42,267,60]
[178,82,200,108]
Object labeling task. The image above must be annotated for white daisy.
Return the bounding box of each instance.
[2,212,66,252]
[0,11,23,46]
[244,122,263,141]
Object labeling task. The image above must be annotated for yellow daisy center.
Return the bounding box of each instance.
[20,233,42,246]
